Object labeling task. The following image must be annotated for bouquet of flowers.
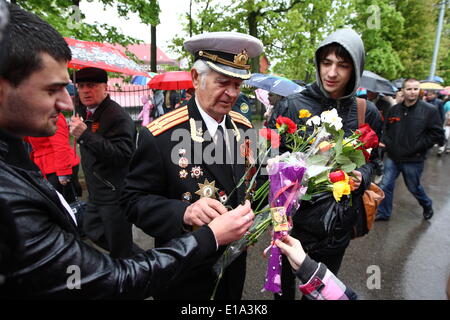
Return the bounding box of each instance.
[211,108,378,297]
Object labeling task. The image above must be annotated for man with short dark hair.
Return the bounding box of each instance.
[271,28,383,299]
[69,66,137,258]
[0,4,253,298]
[375,78,445,221]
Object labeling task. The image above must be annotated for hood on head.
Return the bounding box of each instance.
[314,28,365,99]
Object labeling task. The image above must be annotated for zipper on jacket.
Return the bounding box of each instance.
[93,171,116,191]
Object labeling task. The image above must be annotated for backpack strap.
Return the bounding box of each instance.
[356,97,367,127]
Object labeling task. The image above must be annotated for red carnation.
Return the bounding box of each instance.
[356,123,379,149]
[276,116,297,134]
[329,170,346,183]
[259,128,280,148]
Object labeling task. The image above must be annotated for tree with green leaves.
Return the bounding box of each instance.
[11,1,158,45]
[349,0,405,80]
[393,0,444,80]
[171,0,353,82]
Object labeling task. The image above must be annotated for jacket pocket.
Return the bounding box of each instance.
[93,171,116,191]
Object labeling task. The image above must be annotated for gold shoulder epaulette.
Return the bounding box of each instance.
[147,106,189,136]
[229,110,252,128]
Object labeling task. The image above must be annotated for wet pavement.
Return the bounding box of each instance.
[122,147,450,300]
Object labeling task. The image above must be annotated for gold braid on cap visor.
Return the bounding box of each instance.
[198,50,251,70]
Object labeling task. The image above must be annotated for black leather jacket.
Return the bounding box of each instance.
[383,100,445,162]
[0,128,217,299]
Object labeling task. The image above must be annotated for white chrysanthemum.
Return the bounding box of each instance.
[306,115,321,126]
[321,109,343,130]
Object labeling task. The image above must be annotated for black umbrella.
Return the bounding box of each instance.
[360,70,397,95]
[391,78,405,90]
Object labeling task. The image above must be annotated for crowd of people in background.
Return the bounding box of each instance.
[1,1,449,301]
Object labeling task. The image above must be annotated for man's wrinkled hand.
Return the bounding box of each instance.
[69,114,87,138]
[208,200,254,246]
[183,197,228,227]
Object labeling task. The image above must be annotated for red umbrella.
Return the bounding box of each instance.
[65,37,149,76]
[148,71,194,90]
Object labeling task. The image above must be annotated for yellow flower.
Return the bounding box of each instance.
[299,109,312,119]
[332,180,351,201]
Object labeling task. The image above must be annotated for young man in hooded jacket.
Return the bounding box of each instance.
[270,28,382,299]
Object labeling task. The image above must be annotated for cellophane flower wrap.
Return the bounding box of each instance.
[263,152,307,293]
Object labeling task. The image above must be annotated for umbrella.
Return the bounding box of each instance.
[419,81,444,90]
[131,74,157,85]
[426,75,444,84]
[254,88,271,110]
[439,86,450,95]
[391,78,405,90]
[360,70,397,94]
[65,37,149,76]
[244,73,304,97]
[147,71,194,90]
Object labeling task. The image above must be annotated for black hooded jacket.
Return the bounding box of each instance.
[270,29,383,253]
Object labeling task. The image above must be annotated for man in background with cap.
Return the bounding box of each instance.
[121,32,263,300]
[69,67,138,258]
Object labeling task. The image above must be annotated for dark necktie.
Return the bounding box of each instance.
[216,125,228,165]
[86,110,93,120]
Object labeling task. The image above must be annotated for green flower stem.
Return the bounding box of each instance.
[254,206,271,217]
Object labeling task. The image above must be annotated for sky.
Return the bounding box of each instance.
[81,0,192,58]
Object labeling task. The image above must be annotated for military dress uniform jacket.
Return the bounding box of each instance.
[120,98,254,299]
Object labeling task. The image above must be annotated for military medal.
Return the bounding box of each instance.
[178,157,189,168]
[195,179,218,199]
[181,192,192,202]
[190,166,203,179]
[179,169,188,179]
[218,191,228,204]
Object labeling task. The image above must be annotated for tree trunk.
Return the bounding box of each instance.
[151,25,157,73]
[248,11,259,74]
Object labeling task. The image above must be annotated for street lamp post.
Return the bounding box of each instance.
[429,0,447,79]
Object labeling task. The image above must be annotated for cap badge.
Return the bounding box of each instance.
[234,49,249,66]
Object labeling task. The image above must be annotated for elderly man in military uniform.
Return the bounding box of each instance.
[120,32,263,300]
